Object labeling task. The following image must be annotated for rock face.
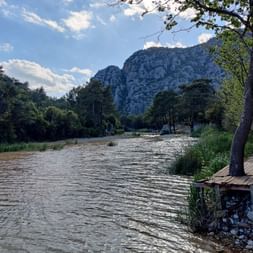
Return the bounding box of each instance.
[94,39,225,115]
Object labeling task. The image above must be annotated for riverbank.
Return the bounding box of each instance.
[0,132,147,153]
[0,142,67,153]
[171,127,253,252]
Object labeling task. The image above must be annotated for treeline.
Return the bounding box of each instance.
[0,67,119,143]
[121,79,221,133]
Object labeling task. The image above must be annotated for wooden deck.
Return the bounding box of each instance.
[196,157,253,191]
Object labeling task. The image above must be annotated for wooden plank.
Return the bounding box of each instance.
[196,156,253,189]
[212,166,229,177]
[193,182,206,188]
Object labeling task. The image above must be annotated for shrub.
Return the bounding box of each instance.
[107,141,117,147]
[170,148,202,175]
[169,127,232,177]
[194,153,229,181]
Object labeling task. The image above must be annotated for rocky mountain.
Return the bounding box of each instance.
[94,39,225,115]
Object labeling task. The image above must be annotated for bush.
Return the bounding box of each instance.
[170,148,202,175]
[170,127,232,177]
[190,125,207,137]
[194,153,229,181]
[107,141,117,147]
[115,129,124,135]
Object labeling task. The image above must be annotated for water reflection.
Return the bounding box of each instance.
[0,135,219,252]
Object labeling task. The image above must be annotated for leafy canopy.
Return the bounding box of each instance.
[121,0,253,36]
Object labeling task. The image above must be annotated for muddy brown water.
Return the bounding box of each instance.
[0,135,220,253]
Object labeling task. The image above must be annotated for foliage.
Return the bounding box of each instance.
[121,1,253,36]
[215,31,252,87]
[219,78,244,130]
[170,127,232,176]
[120,114,149,130]
[172,126,253,179]
[0,70,120,144]
[178,79,215,131]
[213,32,252,130]
[0,142,65,153]
[76,79,119,136]
[170,148,203,175]
[173,127,253,230]
[145,90,177,132]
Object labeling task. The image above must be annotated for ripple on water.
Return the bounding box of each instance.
[0,135,219,253]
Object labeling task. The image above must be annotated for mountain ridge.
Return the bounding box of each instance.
[94,39,225,115]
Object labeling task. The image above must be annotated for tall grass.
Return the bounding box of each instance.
[170,127,236,179]
[0,142,65,153]
[172,126,253,230]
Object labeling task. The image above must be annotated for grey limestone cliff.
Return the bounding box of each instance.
[94,40,225,115]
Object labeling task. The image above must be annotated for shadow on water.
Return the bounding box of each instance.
[0,135,220,253]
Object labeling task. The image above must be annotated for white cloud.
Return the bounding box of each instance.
[89,2,106,8]
[1,59,77,95]
[143,41,186,49]
[198,33,213,44]
[68,67,93,78]
[123,5,145,17]
[0,0,6,7]
[110,15,116,22]
[168,1,196,20]
[63,10,93,32]
[63,0,74,5]
[166,42,186,48]
[22,9,65,33]
[122,0,196,20]
[143,41,162,49]
[0,43,13,52]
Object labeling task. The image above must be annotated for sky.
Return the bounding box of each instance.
[0,0,214,97]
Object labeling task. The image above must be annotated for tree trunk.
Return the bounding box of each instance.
[229,50,253,176]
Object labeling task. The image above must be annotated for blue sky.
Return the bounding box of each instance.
[0,0,214,97]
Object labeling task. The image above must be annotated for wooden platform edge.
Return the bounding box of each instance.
[193,181,251,191]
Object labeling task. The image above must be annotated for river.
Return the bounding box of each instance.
[0,135,220,253]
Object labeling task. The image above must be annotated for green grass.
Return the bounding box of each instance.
[131,132,141,137]
[170,126,253,179]
[172,126,253,231]
[0,142,66,153]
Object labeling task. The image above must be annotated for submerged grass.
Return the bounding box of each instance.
[0,140,79,153]
[107,141,117,147]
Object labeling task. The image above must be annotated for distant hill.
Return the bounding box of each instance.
[93,39,225,115]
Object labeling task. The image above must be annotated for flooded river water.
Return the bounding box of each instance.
[0,135,220,253]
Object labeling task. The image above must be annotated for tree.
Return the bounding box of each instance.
[220,78,244,130]
[44,106,63,140]
[179,79,215,132]
[30,87,50,108]
[0,66,4,77]
[76,80,118,135]
[213,32,250,130]
[120,0,253,176]
[146,90,178,132]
